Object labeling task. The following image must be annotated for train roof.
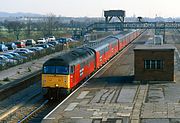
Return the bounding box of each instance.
[87,41,109,52]
[87,31,131,52]
[103,36,118,44]
[43,47,95,66]
[112,31,131,40]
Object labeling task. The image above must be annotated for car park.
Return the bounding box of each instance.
[0,35,63,70]
[0,44,8,52]
[25,39,36,46]
[14,41,26,48]
[37,38,46,44]
[5,42,17,50]
[35,44,49,49]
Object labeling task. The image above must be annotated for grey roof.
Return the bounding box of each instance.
[134,44,175,51]
[43,47,95,66]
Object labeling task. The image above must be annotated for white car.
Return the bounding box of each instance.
[48,36,56,41]
[37,38,46,44]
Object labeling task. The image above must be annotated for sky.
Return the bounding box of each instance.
[0,0,180,18]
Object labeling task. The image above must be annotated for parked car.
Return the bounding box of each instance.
[25,39,36,46]
[9,52,28,61]
[0,41,5,44]
[48,36,56,41]
[15,48,34,53]
[0,55,17,65]
[35,44,49,49]
[0,60,6,68]
[1,53,20,63]
[14,51,29,56]
[0,44,8,52]
[47,41,59,46]
[47,44,54,47]
[28,47,44,52]
[56,37,68,43]
[37,38,46,44]
[67,38,75,42]
[14,41,26,48]
[5,42,17,50]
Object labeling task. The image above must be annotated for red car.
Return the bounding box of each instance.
[14,41,26,48]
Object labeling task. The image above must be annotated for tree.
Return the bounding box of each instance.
[46,13,56,36]
[4,20,24,40]
[38,13,56,37]
[26,18,32,38]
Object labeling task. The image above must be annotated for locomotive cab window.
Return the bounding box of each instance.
[56,66,69,74]
[43,66,55,74]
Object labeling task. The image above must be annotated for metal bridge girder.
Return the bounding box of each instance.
[86,22,180,32]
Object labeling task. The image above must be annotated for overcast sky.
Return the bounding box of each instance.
[0,0,179,18]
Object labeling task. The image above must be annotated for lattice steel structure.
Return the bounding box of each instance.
[86,22,180,32]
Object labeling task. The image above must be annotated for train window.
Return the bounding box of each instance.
[70,66,74,74]
[43,66,55,74]
[56,66,69,74]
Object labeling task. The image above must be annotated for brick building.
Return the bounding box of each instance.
[134,45,175,82]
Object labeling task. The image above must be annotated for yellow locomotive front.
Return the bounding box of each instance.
[42,66,70,89]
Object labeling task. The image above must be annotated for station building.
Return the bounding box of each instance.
[134,44,175,82]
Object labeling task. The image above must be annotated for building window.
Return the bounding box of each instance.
[156,60,163,69]
[144,60,163,70]
[151,60,156,69]
[145,60,150,69]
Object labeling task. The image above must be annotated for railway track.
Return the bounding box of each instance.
[0,87,42,122]
[18,100,49,123]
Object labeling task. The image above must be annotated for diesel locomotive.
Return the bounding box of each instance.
[42,30,144,98]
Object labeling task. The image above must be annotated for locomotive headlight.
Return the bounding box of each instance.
[55,84,59,87]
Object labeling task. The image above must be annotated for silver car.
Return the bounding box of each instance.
[0,55,18,65]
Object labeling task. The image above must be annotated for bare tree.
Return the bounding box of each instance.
[36,18,48,37]
[26,18,32,38]
[37,13,56,37]
[46,13,56,36]
[4,20,12,33]
[4,20,24,40]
